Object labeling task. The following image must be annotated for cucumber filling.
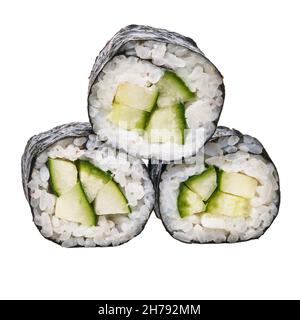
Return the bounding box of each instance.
[157,71,195,107]
[47,158,130,226]
[177,166,258,219]
[107,71,194,145]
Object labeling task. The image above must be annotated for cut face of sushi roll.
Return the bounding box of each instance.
[150,127,280,243]
[88,25,224,161]
[21,123,154,247]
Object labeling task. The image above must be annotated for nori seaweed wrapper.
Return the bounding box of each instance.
[148,126,280,243]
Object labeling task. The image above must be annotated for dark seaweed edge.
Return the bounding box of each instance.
[148,126,281,244]
[21,122,154,248]
[87,24,225,160]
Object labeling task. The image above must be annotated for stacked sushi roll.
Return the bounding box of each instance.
[22,123,154,247]
[149,127,280,243]
[88,25,224,161]
[22,25,280,246]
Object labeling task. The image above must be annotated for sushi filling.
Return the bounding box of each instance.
[89,41,223,160]
[27,136,154,247]
[159,135,279,243]
[177,167,257,219]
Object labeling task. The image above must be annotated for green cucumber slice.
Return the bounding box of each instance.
[77,160,111,203]
[157,71,195,107]
[144,103,186,144]
[206,191,251,217]
[185,167,217,201]
[177,184,206,218]
[114,82,158,112]
[55,182,97,226]
[107,102,149,130]
[47,158,77,196]
[94,180,130,215]
[219,171,258,199]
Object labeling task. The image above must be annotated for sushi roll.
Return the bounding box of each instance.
[22,122,154,247]
[88,25,224,161]
[149,127,280,243]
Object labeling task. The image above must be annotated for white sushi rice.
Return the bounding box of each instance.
[28,136,154,247]
[89,40,223,161]
[159,135,279,243]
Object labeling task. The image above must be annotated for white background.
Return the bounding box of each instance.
[0,0,299,300]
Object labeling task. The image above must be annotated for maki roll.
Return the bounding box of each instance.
[22,123,154,247]
[149,127,280,243]
[88,25,224,161]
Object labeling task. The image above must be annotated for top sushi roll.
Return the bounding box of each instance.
[88,25,224,161]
